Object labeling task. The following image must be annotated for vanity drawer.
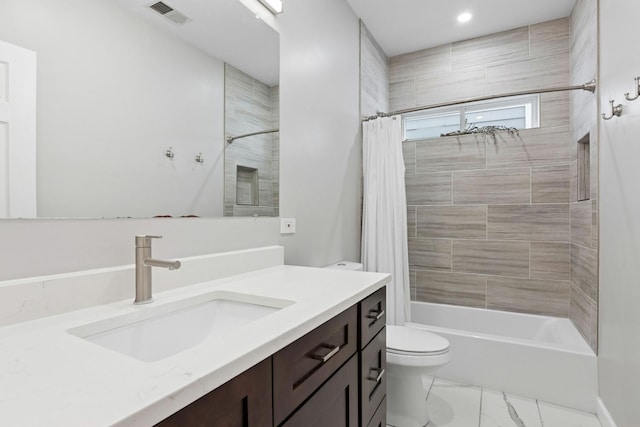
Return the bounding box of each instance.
[360,328,386,427]
[359,287,386,348]
[273,305,358,425]
[280,355,359,427]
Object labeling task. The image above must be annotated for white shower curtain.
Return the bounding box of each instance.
[361,116,410,326]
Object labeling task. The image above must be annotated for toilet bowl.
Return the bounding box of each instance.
[386,324,450,427]
[324,261,451,427]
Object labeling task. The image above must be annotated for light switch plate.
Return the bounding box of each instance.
[280,218,296,234]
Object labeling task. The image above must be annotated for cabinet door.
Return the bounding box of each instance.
[360,328,386,427]
[281,355,359,427]
[366,397,386,427]
[156,358,272,427]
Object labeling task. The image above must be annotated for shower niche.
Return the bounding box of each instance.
[236,166,259,206]
[577,133,590,201]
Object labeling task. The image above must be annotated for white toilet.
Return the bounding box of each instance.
[386,325,450,427]
[325,262,451,427]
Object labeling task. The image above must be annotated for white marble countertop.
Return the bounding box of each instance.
[0,265,389,427]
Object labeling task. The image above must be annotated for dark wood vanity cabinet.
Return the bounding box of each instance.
[280,355,359,427]
[155,287,386,427]
[367,397,386,427]
[273,305,358,425]
[359,287,386,346]
[359,287,387,427]
[360,329,386,426]
[156,357,273,427]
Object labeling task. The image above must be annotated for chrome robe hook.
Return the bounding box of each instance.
[602,100,623,120]
[625,76,640,101]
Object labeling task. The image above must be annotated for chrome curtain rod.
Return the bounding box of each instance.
[226,128,279,144]
[362,79,597,121]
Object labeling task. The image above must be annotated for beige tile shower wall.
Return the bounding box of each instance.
[360,22,389,117]
[569,0,599,352]
[224,64,279,216]
[396,18,573,318]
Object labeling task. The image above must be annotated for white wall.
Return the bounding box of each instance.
[278,0,362,267]
[598,1,640,425]
[0,0,225,218]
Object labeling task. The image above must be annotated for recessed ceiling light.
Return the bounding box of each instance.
[258,0,283,14]
[457,12,472,23]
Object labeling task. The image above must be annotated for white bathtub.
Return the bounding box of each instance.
[409,301,597,412]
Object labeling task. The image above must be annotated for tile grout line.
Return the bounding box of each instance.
[416,162,572,176]
[425,376,436,405]
[403,236,572,244]
[536,399,545,426]
[407,202,570,207]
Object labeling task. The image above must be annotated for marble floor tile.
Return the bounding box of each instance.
[538,402,601,427]
[387,378,601,427]
[480,390,542,427]
[426,379,482,427]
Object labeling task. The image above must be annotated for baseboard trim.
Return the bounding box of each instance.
[597,397,618,427]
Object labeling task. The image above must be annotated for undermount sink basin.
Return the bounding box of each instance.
[68,291,293,362]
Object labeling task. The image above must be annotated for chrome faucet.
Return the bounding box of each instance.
[134,235,181,305]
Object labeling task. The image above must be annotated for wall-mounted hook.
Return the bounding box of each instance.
[602,100,623,120]
[165,147,175,159]
[625,76,640,101]
[195,153,204,164]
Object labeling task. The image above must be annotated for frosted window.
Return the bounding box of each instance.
[403,95,539,141]
[405,112,460,140]
[466,106,527,129]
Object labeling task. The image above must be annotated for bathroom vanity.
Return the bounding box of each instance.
[158,287,387,426]
[0,247,389,426]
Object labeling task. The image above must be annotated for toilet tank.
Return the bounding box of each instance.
[324,261,364,271]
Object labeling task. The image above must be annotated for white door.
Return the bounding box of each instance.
[0,39,37,218]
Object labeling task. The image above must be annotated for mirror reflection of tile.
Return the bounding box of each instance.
[225,64,279,217]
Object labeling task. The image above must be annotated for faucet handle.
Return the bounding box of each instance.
[135,235,163,247]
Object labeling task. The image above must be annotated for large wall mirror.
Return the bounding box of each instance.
[0,0,279,219]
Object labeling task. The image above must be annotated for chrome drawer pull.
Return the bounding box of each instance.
[311,344,340,363]
[367,368,385,383]
[367,309,385,322]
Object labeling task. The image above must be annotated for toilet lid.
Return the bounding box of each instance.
[387,325,450,355]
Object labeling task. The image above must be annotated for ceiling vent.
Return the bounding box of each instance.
[148,1,191,25]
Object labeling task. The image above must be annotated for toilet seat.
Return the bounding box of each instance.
[386,325,450,355]
[386,325,451,367]
[387,347,449,356]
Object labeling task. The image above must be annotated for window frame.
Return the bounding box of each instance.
[402,94,540,141]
